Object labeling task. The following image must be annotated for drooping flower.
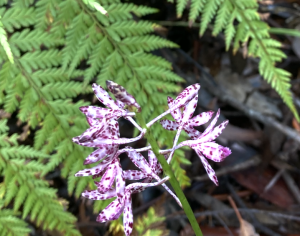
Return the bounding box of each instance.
[174,109,231,185]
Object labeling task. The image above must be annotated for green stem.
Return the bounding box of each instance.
[135,113,203,236]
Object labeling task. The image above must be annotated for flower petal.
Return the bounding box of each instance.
[167,96,182,121]
[97,198,124,222]
[187,110,214,127]
[96,161,117,194]
[123,170,148,180]
[160,120,179,131]
[123,191,133,236]
[92,83,119,110]
[148,150,158,171]
[183,126,201,139]
[196,142,231,162]
[201,109,220,137]
[182,95,198,121]
[115,160,125,199]
[84,145,117,165]
[106,80,141,112]
[82,189,116,200]
[86,116,100,127]
[75,155,115,177]
[172,84,200,109]
[194,148,218,185]
[200,120,229,143]
[126,148,152,175]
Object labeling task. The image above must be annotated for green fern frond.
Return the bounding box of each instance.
[0,17,13,63]
[176,0,299,121]
[134,207,166,236]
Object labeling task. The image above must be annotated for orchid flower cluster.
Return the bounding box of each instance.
[73,81,231,236]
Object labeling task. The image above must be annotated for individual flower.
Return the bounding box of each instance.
[174,109,231,185]
[123,148,182,207]
[82,178,170,236]
[79,83,135,120]
[146,83,201,127]
[161,96,214,139]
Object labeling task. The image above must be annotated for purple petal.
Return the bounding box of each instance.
[96,198,124,222]
[86,116,100,126]
[182,95,198,121]
[92,83,119,110]
[183,126,201,139]
[201,120,229,143]
[167,96,182,121]
[123,191,133,236]
[148,150,158,171]
[187,110,214,127]
[115,160,125,199]
[106,80,141,112]
[196,142,231,162]
[201,109,220,137]
[126,148,152,175]
[84,145,117,165]
[160,120,179,131]
[123,170,148,180]
[96,161,117,194]
[80,106,109,119]
[194,148,218,185]
[75,155,115,177]
[82,189,116,200]
[108,118,120,139]
[172,84,200,109]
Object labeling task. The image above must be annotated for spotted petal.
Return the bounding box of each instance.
[167,96,182,121]
[82,189,116,200]
[115,160,125,199]
[75,155,115,177]
[194,148,218,185]
[123,170,148,180]
[84,145,118,165]
[182,95,198,121]
[172,83,200,109]
[80,106,127,119]
[106,80,141,112]
[183,125,201,139]
[195,142,231,162]
[123,191,133,236]
[187,110,214,127]
[92,83,119,110]
[96,198,124,222]
[160,120,179,131]
[95,160,117,194]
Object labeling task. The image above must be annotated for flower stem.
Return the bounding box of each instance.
[135,113,203,236]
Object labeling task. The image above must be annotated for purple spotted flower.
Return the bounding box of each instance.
[173,109,231,185]
[161,96,214,139]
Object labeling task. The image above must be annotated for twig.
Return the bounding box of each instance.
[176,49,300,144]
[227,182,281,236]
[214,213,235,236]
[193,155,261,182]
[282,170,300,204]
[263,168,285,193]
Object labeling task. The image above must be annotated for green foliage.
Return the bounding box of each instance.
[176,0,299,121]
[0,0,191,234]
[134,207,167,236]
[0,120,80,235]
